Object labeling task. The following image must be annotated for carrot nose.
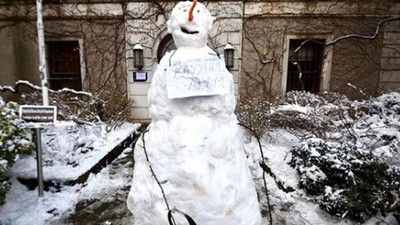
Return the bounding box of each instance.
[188,0,197,22]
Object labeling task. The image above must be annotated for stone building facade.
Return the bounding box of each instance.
[0,1,126,100]
[0,0,399,120]
[241,1,400,102]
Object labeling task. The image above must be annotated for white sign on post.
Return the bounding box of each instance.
[166,57,229,99]
[19,105,57,127]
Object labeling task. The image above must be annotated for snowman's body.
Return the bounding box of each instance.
[127,2,261,224]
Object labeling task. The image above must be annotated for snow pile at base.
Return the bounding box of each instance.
[8,122,139,181]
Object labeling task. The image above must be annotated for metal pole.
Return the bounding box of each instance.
[36,128,44,197]
[36,0,47,197]
[36,0,49,106]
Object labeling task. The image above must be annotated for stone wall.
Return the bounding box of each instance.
[0,21,40,101]
[379,20,400,92]
[241,1,400,101]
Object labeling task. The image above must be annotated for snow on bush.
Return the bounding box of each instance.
[15,82,133,129]
[285,91,400,222]
[272,91,355,140]
[237,91,355,140]
[289,138,400,222]
[354,92,400,166]
[0,97,34,205]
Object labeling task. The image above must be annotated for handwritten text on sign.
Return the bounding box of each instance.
[166,57,228,99]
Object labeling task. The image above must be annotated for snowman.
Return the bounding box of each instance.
[127,1,262,224]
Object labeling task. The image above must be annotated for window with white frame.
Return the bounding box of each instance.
[286,39,325,93]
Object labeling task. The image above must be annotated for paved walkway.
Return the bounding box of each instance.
[58,149,135,225]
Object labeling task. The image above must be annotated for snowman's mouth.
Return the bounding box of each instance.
[181,27,199,35]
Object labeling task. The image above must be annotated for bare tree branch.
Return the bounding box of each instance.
[326,15,400,45]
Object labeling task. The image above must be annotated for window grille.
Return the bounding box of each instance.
[286,39,325,93]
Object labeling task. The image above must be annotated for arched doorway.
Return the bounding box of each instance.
[157,34,176,63]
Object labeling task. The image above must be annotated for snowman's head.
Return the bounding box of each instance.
[167,0,215,48]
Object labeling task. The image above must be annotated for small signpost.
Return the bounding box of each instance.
[20,105,57,197]
[20,105,57,125]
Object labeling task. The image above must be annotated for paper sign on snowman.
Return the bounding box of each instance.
[166,56,228,99]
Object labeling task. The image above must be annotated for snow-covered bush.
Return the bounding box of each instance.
[272,91,355,139]
[236,97,271,138]
[286,91,400,222]
[354,92,400,166]
[20,85,133,128]
[0,97,34,205]
[289,138,400,222]
[238,90,400,222]
[237,91,355,140]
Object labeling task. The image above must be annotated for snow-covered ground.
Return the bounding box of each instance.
[0,147,134,225]
[244,129,348,225]
[2,127,397,225]
[0,122,139,225]
[8,122,140,182]
[0,125,399,225]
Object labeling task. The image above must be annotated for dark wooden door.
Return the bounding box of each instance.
[47,41,82,91]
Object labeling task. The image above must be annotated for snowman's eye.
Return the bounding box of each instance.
[197,10,200,13]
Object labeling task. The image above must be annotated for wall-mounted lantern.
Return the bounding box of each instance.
[224,42,235,69]
[133,42,144,70]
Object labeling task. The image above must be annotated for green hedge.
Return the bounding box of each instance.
[0,97,34,205]
[289,139,400,222]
